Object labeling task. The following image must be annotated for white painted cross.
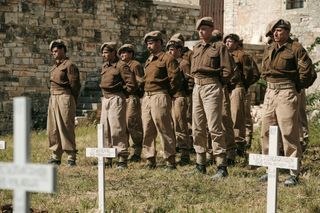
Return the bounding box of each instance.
[86,124,117,213]
[0,97,56,213]
[0,140,5,150]
[249,126,298,213]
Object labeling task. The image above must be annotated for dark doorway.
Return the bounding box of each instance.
[199,0,224,32]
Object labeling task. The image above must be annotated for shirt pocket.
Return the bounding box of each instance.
[276,52,296,71]
[155,61,168,80]
[205,49,220,69]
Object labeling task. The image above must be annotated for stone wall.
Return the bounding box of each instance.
[224,0,320,93]
[0,0,200,134]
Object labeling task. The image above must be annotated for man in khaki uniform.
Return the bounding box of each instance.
[207,30,236,166]
[260,19,316,186]
[224,33,255,157]
[170,33,194,148]
[47,39,81,167]
[142,31,182,170]
[166,38,193,165]
[191,17,234,179]
[99,42,137,169]
[118,44,144,162]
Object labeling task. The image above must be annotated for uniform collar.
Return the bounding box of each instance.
[55,57,68,66]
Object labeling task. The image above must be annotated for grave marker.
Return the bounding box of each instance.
[0,140,5,150]
[249,126,298,213]
[86,124,117,213]
[0,97,56,213]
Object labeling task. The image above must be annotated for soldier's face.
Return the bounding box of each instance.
[147,40,161,54]
[199,26,213,41]
[51,47,65,60]
[102,49,115,62]
[168,47,181,59]
[273,28,289,44]
[120,51,133,62]
[225,38,238,51]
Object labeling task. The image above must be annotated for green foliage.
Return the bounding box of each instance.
[306,92,320,107]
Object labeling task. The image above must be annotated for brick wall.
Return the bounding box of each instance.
[0,0,200,134]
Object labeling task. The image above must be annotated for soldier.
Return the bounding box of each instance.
[191,17,234,179]
[170,33,194,147]
[166,38,193,165]
[117,44,144,162]
[207,29,236,166]
[47,39,81,167]
[170,33,193,64]
[260,19,316,186]
[224,33,255,156]
[99,42,137,169]
[142,31,182,170]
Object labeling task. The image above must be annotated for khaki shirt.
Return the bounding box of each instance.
[191,41,233,84]
[144,51,182,95]
[100,59,137,95]
[128,59,144,96]
[50,57,81,99]
[230,49,254,89]
[182,47,193,65]
[261,38,314,88]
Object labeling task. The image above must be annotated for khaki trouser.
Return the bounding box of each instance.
[186,95,193,146]
[47,94,77,161]
[172,96,190,151]
[298,89,308,142]
[230,87,246,144]
[261,82,301,176]
[100,93,129,160]
[207,87,236,160]
[222,87,236,160]
[142,92,176,163]
[126,95,143,156]
[192,79,226,167]
[245,89,253,145]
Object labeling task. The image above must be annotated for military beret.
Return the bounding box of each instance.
[265,20,277,37]
[170,33,185,43]
[49,39,67,52]
[212,29,223,38]
[100,42,117,53]
[166,38,184,50]
[196,17,214,30]
[144,31,163,43]
[223,33,240,43]
[117,44,135,55]
[272,19,291,31]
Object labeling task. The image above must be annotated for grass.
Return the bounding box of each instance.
[1,122,320,213]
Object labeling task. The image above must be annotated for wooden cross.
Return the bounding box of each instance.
[0,140,5,150]
[0,97,56,213]
[249,125,298,213]
[86,124,117,213]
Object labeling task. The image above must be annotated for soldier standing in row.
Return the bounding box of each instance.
[118,44,145,162]
[99,42,137,169]
[191,17,234,179]
[142,31,182,170]
[260,19,316,186]
[166,38,193,165]
[47,39,81,167]
[224,33,255,157]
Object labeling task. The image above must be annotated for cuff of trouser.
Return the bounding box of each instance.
[206,152,213,160]
[196,153,206,165]
[215,155,227,167]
